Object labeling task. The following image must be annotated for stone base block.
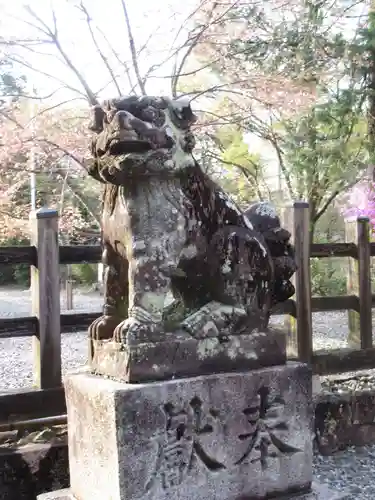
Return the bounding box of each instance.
[64,363,313,500]
[315,387,375,454]
[37,483,349,500]
[91,327,286,383]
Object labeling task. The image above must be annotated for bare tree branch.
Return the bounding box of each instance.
[171,26,210,97]
[6,53,89,99]
[25,5,98,105]
[171,0,256,97]
[27,97,87,119]
[55,169,100,226]
[313,178,360,223]
[119,0,146,95]
[94,24,135,93]
[78,1,122,97]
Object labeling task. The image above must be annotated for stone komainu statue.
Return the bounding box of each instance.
[87,95,296,353]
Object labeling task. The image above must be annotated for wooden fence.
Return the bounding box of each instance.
[0,203,375,424]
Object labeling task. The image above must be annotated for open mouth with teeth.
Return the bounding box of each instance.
[108,138,155,155]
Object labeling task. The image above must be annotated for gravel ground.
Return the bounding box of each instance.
[0,287,356,390]
[0,287,103,390]
[1,286,375,497]
[314,446,375,499]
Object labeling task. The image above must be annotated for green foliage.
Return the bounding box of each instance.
[310,258,347,297]
[71,263,97,285]
[0,236,30,287]
[214,126,265,205]
[313,203,345,242]
[0,236,98,287]
[220,129,262,175]
[227,0,364,84]
[310,209,347,296]
[280,94,368,209]
[195,0,370,227]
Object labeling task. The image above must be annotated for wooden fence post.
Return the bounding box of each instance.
[345,218,361,348]
[65,279,73,310]
[357,217,372,349]
[65,263,73,310]
[293,201,313,363]
[281,203,298,357]
[282,202,313,361]
[30,208,61,389]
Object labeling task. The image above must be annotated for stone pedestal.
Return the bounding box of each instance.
[39,362,348,500]
[50,363,318,500]
[91,326,286,383]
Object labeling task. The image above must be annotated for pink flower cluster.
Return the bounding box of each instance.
[344,182,375,233]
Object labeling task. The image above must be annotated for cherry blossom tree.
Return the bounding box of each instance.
[0,0,206,240]
[181,0,370,240]
[343,178,375,232]
[0,0,370,245]
[0,101,101,242]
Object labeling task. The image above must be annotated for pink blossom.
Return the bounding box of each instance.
[344,182,375,233]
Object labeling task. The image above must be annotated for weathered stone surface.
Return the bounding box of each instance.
[91,326,286,382]
[315,388,375,454]
[0,441,68,500]
[37,482,350,500]
[87,95,297,371]
[65,363,312,500]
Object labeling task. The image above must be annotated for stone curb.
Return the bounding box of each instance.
[315,388,375,455]
[0,440,68,500]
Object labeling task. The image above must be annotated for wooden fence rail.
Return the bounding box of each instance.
[0,202,375,417]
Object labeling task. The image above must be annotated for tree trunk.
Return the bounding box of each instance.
[308,201,317,246]
[309,223,315,247]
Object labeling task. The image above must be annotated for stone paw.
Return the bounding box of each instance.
[113,317,162,346]
[89,315,123,341]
